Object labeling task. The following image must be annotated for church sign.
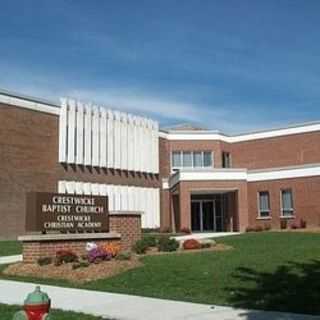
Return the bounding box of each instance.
[26,192,109,232]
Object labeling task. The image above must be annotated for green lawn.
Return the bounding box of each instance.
[1,232,320,315]
[0,304,106,320]
[0,241,22,256]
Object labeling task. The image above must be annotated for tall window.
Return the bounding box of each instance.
[222,152,231,168]
[171,151,213,170]
[258,191,270,218]
[281,189,294,217]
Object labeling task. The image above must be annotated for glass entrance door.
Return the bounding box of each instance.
[191,200,216,232]
[202,201,214,231]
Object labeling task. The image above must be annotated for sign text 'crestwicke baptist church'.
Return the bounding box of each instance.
[26,192,109,233]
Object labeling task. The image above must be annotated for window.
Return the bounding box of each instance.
[193,152,203,168]
[171,151,213,170]
[258,191,270,218]
[172,151,182,168]
[222,152,231,168]
[203,152,212,167]
[182,151,193,167]
[281,189,294,217]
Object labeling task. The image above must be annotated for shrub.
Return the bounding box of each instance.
[143,235,158,247]
[55,250,78,266]
[290,222,299,229]
[264,223,271,231]
[280,220,287,230]
[180,227,192,234]
[37,257,52,266]
[133,239,150,254]
[102,243,121,257]
[183,239,201,250]
[116,251,132,261]
[161,227,172,233]
[300,219,307,229]
[88,248,112,263]
[246,225,263,232]
[72,261,90,270]
[157,236,179,252]
[201,242,211,249]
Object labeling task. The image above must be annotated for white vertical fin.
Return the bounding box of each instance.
[59,98,67,163]
[84,104,92,166]
[67,99,76,164]
[76,101,84,165]
[100,107,107,167]
[92,106,100,167]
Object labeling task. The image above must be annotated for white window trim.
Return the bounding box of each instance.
[171,150,214,172]
[280,189,294,218]
[257,191,271,218]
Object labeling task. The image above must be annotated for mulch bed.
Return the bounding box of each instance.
[3,257,143,284]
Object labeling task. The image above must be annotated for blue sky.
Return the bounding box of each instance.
[1,1,320,133]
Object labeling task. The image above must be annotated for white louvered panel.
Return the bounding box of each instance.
[59,98,67,162]
[75,182,84,195]
[83,182,91,195]
[128,186,135,210]
[76,101,84,165]
[100,108,107,168]
[138,117,144,172]
[133,117,139,172]
[84,104,92,166]
[120,113,128,170]
[154,121,159,174]
[67,100,76,164]
[99,184,107,196]
[127,115,134,171]
[140,188,147,228]
[92,106,100,167]
[114,185,121,210]
[91,183,100,196]
[106,185,114,210]
[107,110,114,168]
[133,186,139,211]
[143,119,149,172]
[58,181,67,193]
[154,188,160,228]
[66,181,76,194]
[114,111,121,169]
[150,121,156,173]
[147,188,154,227]
[120,185,128,210]
[147,119,153,173]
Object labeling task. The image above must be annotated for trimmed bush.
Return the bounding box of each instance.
[143,235,157,247]
[37,257,52,266]
[72,261,90,270]
[55,250,78,266]
[300,219,307,229]
[280,219,287,230]
[116,251,132,261]
[264,223,271,231]
[183,239,201,250]
[157,236,179,252]
[133,239,150,254]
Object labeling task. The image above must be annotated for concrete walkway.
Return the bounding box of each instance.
[174,232,241,242]
[0,254,22,265]
[0,280,317,320]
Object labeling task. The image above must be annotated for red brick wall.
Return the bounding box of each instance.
[22,238,121,264]
[109,214,142,251]
[247,176,320,230]
[0,104,159,239]
[231,132,320,170]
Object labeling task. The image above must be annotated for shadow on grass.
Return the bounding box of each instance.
[227,259,320,317]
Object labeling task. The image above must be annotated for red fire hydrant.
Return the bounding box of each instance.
[13,286,51,320]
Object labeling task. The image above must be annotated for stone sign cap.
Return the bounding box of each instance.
[26,192,109,233]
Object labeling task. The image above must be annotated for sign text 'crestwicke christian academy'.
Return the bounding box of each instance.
[26,192,109,232]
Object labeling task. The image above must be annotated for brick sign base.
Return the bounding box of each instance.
[19,212,142,263]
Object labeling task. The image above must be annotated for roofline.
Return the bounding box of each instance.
[0,88,60,115]
[1,88,320,143]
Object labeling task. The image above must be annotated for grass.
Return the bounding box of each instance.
[1,232,320,315]
[0,241,22,257]
[0,304,106,319]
